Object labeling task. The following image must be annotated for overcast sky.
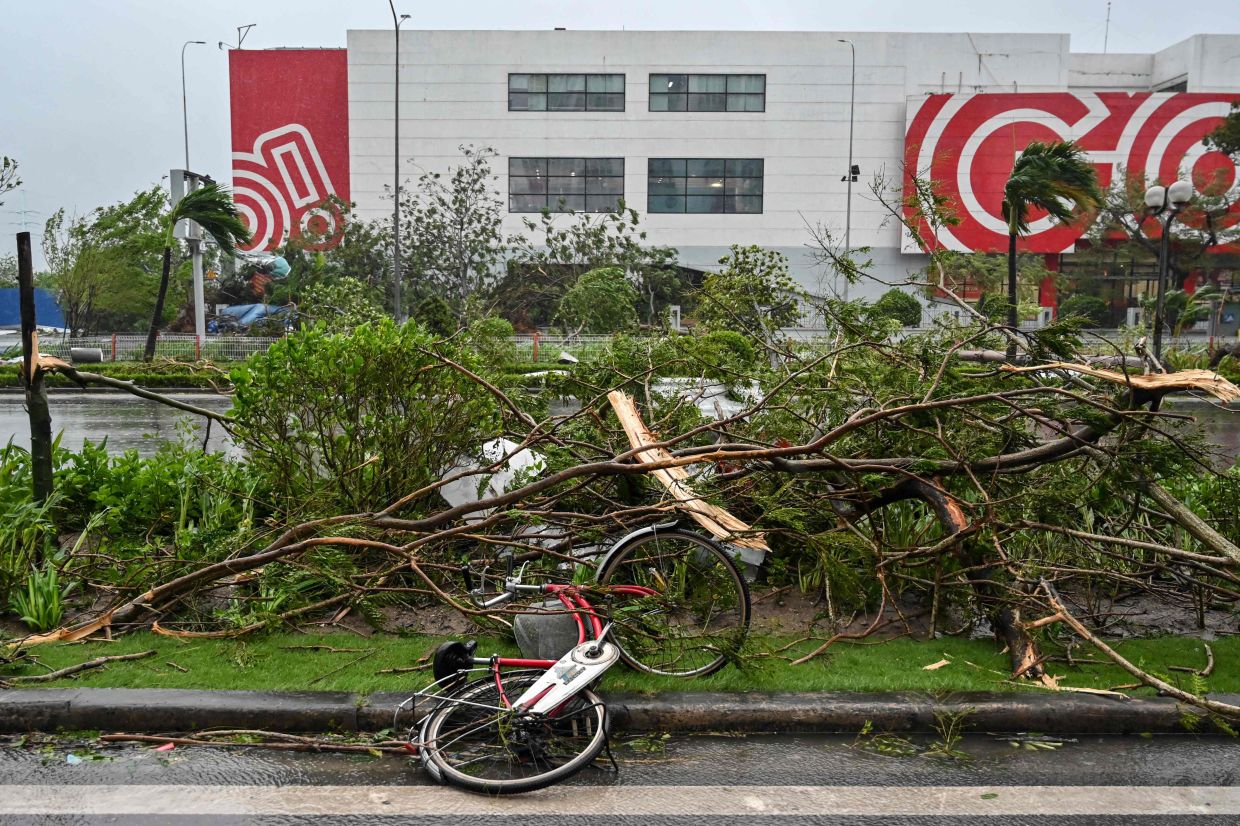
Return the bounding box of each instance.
[2,0,1237,266]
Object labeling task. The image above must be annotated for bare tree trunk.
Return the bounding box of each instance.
[911,478,1042,678]
[1006,232,1018,361]
[144,246,173,362]
[17,231,53,506]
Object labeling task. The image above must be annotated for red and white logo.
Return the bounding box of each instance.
[902,93,1240,254]
[229,49,351,252]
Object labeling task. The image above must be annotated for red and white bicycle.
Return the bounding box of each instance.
[404,522,750,794]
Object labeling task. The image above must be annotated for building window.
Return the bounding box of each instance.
[508,74,625,112]
[647,159,763,214]
[648,74,765,112]
[509,157,625,213]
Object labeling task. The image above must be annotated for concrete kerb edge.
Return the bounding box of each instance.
[5,688,1240,736]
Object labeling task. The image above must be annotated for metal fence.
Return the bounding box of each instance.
[36,334,284,362]
[511,334,617,365]
[31,329,1225,366]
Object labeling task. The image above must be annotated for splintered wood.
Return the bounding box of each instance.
[607,390,769,554]
[1001,363,1240,403]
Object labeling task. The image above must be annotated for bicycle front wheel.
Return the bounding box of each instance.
[597,527,750,678]
[421,671,609,795]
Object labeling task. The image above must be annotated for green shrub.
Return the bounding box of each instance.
[0,443,59,606]
[557,267,638,334]
[230,320,502,516]
[869,289,923,327]
[466,316,517,371]
[1057,294,1109,326]
[0,362,222,389]
[54,439,258,542]
[414,294,457,336]
[975,292,1008,322]
[9,564,70,632]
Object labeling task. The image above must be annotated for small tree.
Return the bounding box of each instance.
[0,156,19,206]
[1002,141,1102,357]
[42,186,168,334]
[868,288,922,327]
[1056,294,1109,326]
[414,293,457,337]
[401,145,507,318]
[1204,101,1240,161]
[1081,166,1237,290]
[557,266,638,334]
[0,254,17,289]
[144,184,250,361]
[693,245,803,338]
[506,203,681,328]
[298,279,386,333]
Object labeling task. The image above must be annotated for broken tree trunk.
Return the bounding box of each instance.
[608,390,769,556]
[17,231,52,505]
[908,478,1043,679]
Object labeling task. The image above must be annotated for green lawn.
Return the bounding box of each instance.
[4,631,1234,699]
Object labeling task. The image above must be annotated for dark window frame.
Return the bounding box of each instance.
[508,73,626,112]
[648,74,766,113]
[508,156,626,214]
[647,158,764,214]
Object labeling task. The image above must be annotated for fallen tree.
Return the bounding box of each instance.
[8,312,1237,696]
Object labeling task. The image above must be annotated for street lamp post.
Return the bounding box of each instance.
[838,38,856,302]
[181,40,206,170]
[1144,180,1194,363]
[389,3,411,323]
[181,40,207,342]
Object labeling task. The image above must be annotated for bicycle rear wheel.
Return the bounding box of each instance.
[421,670,609,795]
[596,527,750,678]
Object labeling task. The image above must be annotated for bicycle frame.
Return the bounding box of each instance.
[466,582,656,697]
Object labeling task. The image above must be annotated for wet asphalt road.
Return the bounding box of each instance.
[2,731,1239,823]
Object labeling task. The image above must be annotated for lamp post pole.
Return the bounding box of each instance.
[389,3,411,322]
[181,40,207,342]
[1145,180,1194,364]
[181,40,206,170]
[838,38,856,303]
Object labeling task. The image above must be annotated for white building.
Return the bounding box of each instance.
[230,30,1240,311]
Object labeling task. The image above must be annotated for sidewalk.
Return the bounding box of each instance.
[2,687,1233,735]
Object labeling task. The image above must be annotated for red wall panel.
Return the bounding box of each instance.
[229,49,350,251]
[903,93,1240,255]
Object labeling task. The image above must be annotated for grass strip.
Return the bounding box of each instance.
[4,632,1236,698]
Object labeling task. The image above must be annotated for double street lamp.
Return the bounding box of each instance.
[1143,180,1194,362]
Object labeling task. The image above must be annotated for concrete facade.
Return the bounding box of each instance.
[344,30,1240,304]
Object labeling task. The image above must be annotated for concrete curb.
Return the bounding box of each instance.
[3,688,1237,735]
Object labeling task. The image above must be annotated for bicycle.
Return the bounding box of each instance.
[403,520,751,794]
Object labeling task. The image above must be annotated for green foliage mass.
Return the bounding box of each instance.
[557,267,639,334]
[0,437,262,612]
[1056,294,1109,326]
[0,362,226,389]
[414,294,458,336]
[695,245,804,336]
[1204,101,1240,160]
[229,319,503,516]
[868,289,923,327]
[297,279,387,332]
[41,186,168,333]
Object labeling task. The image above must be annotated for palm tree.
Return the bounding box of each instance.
[144,183,251,361]
[1002,141,1102,359]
